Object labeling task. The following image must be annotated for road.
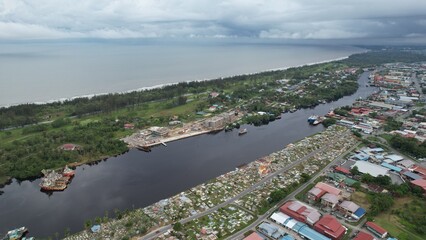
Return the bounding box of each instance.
[139,131,353,240]
[226,139,360,240]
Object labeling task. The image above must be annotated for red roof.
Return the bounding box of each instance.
[366,222,387,235]
[412,165,426,177]
[243,232,264,240]
[335,166,351,175]
[411,178,426,191]
[315,182,342,196]
[353,231,375,240]
[61,143,77,150]
[314,215,345,240]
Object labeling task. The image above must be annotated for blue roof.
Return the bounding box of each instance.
[381,162,402,172]
[292,222,306,232]
[403,171,422,180]
[297,225,331,240]
[353,153,369,161]
[259,222,277,236]
[280,235,295,240]
[354,207,366,218]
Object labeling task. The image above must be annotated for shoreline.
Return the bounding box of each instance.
[0,54,360,108]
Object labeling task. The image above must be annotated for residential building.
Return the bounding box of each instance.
[338,201,360,217]
[280,201,321,225]
[365,222,388,238]
[321,193,339,209]
[353,231,376,240]
[314,215,346,240]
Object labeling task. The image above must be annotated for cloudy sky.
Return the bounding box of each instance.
[1,0,426,42]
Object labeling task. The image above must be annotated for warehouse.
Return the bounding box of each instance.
[352,161,389,177]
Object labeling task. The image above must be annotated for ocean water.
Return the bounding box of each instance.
[0,40,363,106]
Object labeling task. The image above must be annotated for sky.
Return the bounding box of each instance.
[1,0,426,43]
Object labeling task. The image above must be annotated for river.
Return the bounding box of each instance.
[0,72,376,237]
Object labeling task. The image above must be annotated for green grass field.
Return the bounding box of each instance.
[373,197,426,240]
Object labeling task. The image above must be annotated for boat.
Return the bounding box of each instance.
[2,227,28,240]
[39,168,73,192]
[136,145,151,152]
[307,115,318,124]
[238,128,248,135]
[161,141,167,147]
[62,165,75,177]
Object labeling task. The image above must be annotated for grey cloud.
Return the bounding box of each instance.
[0,0,425,41]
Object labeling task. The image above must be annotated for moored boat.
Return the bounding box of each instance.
[307,115,318,124]
[238,128,248,135]
[3,227,28,240]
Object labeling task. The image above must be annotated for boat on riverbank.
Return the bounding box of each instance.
[307,115,318,124]
[238,128,248,135]
[39,166,75,192]
[2,227,27,240]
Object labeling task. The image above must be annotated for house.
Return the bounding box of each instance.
[411,178,426,192]
[397,159,415,169]
[280,201,321,225]
[353,231,376,240]
[338,201,360,217]
[327,172,358,187]
[243,232,265,240]
[352,153,370,161]
[60,143,80,151]
[412,165,426,178]
[334,166,351,175]
[321,193,339,209]
[385,154,404,162]
[307,187,326,201]
[315,182,342,196]
[313,215,346,240]
[402,170,422,180]
[365,222,388,238]
[124,123,135,129]
[209,92,220,98]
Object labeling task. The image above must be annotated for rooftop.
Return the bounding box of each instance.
[366,221,387,235]
[339,200,360,212]
[244,232,265,240]
[353,231,375,240]
[352,161,389,177]
[315,182,342,196]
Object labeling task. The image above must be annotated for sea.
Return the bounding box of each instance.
[0,40,364,107]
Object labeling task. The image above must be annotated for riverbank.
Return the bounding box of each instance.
[0,51,370,187]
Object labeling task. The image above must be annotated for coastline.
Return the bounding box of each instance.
[0,54,360,108]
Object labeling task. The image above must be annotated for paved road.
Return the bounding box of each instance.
[226,139,360,240]
[140,131,353,240]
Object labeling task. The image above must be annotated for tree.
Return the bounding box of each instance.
[173,222,183,232]
[300,173,311,183]
[322,118,336,128]
[350,166,360,175]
